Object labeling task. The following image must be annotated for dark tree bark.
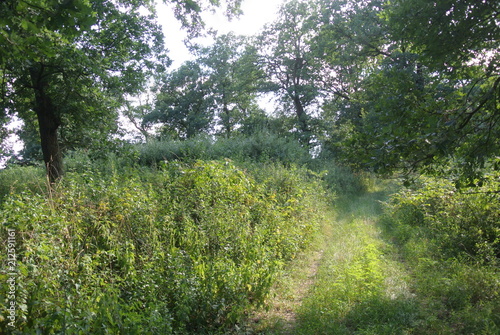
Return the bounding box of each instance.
[292,94,311,146]
[29,64,63,183]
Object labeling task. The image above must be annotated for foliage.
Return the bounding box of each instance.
[0,0,244,180]
[144,61,214,139]
[0,160,326,333]
[384,171,500,264]
[257,0,323,146]
[0,164,46,204]
[137,133,311,166]
[196,33,264,138]
[376,172,500,333]
[145,33,264,139]
[315,0,500,179]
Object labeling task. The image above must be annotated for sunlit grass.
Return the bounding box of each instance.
[242,177,500,335]
[247,209,336,334]
[293,191,415,335]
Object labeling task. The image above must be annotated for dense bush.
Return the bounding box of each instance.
[0,160,326,333]
[0,165,46,204]
[384,172,500,264]
[136,134,367,199]
[380,172,500,333]
[137,133,311,167]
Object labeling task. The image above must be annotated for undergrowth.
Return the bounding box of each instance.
[0,160,327,334]
[379,172,500,334]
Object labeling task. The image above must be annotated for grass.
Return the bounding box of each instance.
[245,208,335,334]
[245,183,401,334]
[244,179,500,334]
[293,189,418,335]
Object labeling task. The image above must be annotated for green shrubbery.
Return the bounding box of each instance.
[0,165,46,203]
[137,134,368,198]
[0,160,326,333]
[381,172,500,333]
[384,172,500,264]
[137,133,311,167]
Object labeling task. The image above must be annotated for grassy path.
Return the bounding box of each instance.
[245,182,500,334]
[247,187,418,334]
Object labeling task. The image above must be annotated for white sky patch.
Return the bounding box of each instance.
[1,116,24,167]
[158,0,284,68]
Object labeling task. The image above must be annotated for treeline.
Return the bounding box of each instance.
[2,0,498,188]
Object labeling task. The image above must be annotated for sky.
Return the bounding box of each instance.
[157,0,284,67]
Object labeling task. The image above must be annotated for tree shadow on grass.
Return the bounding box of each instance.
[294,295,422,335]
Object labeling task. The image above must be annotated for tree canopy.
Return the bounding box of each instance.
[2,0,499,185]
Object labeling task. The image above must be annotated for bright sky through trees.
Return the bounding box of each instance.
[157,0,284,67]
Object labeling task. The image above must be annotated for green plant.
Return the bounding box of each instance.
[0,160,327,333]
[0,165,46,204]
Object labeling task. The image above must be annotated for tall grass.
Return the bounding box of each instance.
[0,164,46,204]
[137,133,311,167]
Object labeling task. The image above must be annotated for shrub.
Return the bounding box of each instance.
[0,165,46,204]
[0,160,326,333]
[137,133,311,167]
[384,172,500,264]
[379,172,500,333]
[137,136,212,165]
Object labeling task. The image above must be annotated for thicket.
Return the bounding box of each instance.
[0,159,327,334]
[136,135,366,196]
[381,170,500,333]
[137,133,311,167]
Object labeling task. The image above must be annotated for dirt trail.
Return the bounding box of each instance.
[246,209,334,334]
[279,248,324,334]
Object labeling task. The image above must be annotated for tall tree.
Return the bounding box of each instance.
[314,0,499,182]
[145,61,214,139]
[197,33,263,137]
[257,0,322,146]
[0,0,242,181]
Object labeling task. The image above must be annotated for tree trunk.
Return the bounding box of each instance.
[292,94,311,146]
[222,102,231,138]
[30,65,63,183]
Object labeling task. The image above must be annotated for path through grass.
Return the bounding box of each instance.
[293,190,420,334]
[248,187,419,334]
[246,183,500,334]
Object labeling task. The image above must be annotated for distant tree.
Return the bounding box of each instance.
[145,61,213,139]
[257,0,322,146]
[197,33,264,137]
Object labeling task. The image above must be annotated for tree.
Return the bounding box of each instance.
[145,61,214,139]
[0,0,242,182]
[257,0,322,146]
[197,33,263,137]
[314,0,499,182]
[384,0,500,178]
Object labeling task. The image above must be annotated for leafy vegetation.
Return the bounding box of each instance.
[250,180,500,334]
[0,160,327,333]
[1,0,499,333]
